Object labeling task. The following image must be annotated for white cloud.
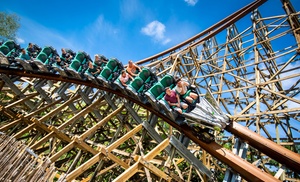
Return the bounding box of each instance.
[184,0,198,6]
[15,37,24,44]
[141,20,171,45]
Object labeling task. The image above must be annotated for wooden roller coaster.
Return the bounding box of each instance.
[0,0,299,181]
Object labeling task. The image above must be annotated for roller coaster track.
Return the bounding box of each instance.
[0,0,299,181]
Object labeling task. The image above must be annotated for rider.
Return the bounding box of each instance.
[175,78,198,104]
[164,87,188,114]
[119,70,133,87]
[126,60,141,77]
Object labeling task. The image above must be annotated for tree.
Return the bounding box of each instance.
[0,12,20,41]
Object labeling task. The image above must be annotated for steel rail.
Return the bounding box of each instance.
[227,122,300,173]
[0,67,295,181]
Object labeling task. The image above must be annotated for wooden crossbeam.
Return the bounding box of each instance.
[39,95,80,123]
[113,138,171,182]
[65,124,143,181]
[0,118,22,131]
[49,141,75,162]
[79,105,124,140]
[5,92,39,109]
[140,158,171,182]
[66,152,105,181]
[106,151,130,169]
[107,124,143,152]
[30,97,105,151]
[58,96,104,130]
[24,98,63,118]
[144,138,170,161]
[30,131,55,150]
[0,98,63,132]
[112,162,140,182]
[13,123,35,139]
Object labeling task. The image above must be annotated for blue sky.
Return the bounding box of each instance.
[1,1,300,139]
[2,0,299,65]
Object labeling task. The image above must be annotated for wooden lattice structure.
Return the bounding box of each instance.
[0,133,56,181]
[0,0,299,181]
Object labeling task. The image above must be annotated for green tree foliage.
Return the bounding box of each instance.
[0,12,20,41]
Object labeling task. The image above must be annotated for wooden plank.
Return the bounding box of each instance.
[144,138,169,161]
[58,97,104,130]
[274,168,285,179]
[0,118,22,131]
[170,136,212,177]
[73,136,98,155]
[141,158,172,182]
[66,153,105,181]
[107,152,130,169]
[49,141,75,162]
[80,105,124,140]
[173,159,184,180]
[13,123,35,139]
[39,94,80,123]
[30,131,54,150]
[24,98,63,118]
[112,162,140,182]
[96,163,118,176]
[5,92,39,109]
[107,124,143,152]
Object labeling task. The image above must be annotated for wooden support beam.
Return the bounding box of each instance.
[24,98,63,118]
[232,107,300,118]
[112,162,140,182]
[107,124,143,153]
[13,123,35,139]
[49,141,75,162]
[144,138,170,161]
[173,158,184,180]
[274,168,285,179]
[4,92,39,109]
[66,152,105,181]
[113,139,171,182]
[63,122,142,181]
[30,131,55,150]
[106,152,130,169]
[29,117,51,133]
[73,136,98,155]
[141,158,172,182]
[79,105,124,140]
[97,163,118,176]
[39,94,80,123]
[0,105,18,119]
[58,96,104,130]
[48,126,72,143]
[65,136,133,182]
[0,118,22,131]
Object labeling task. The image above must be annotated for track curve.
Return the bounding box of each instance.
[0,66,298,181]
[0,0,299,181]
